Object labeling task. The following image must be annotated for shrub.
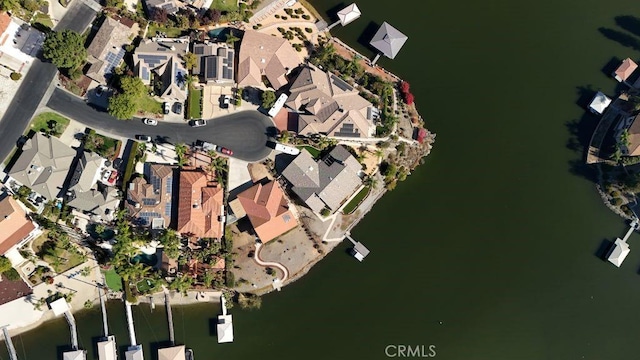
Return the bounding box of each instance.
[320,208,330,217]
[305,27,312,33]
[10,72,22,80]
[302,14,310,20]
[225,271,235,287]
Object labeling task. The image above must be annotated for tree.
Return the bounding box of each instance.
[261,90,276,109]
[119,76,147,98]
[0,0,19,11]
[225,270,235,287]
[108,94,136,119]
[0,256,11,275]
[43,30,87,70]
[225,31,240,45]
[158,229,181,259]
[183,52,197,71]
[151,7,168,23]
[169,274,193,295]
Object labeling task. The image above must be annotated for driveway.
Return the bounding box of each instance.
[47,89,276,162]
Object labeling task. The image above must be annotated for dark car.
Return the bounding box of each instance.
[173,102,183,114]
[135,135,152,142]
[220,147,233,156]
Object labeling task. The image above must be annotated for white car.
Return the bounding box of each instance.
[135,135,152,142]
[163,102,170,114]
[223,95,231,107]
[142,118,158,126]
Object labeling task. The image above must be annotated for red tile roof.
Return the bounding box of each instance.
[0,273,32,306]
[0,197,36,255]
[176,170,224,239]
[615,58,638,81]
[0,12,10,37]
[237,180,297,242]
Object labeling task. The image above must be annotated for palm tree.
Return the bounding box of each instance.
[364,176,378,189]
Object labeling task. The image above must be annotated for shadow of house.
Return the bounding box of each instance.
[356,21,380,56]
[324,2,347,23]
[595,238,615,260]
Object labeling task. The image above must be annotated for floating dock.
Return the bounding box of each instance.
[50,298,87,360]
[97,285,116,360]
[607,218,639,267]
[1,325,18,360]
[124,301,144,360]
[217,295,234,343]
[346,233,370,261]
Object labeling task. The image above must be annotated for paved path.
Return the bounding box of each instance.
[46,89,276,162]
[254,243,289,283]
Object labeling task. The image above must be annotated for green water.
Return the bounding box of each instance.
[5,0,640,359]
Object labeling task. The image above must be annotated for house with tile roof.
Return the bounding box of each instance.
[126,164,176,229]
[176,169,224,239]
[613,58,638,82]
[235,180,297,243]
[281,145,363,213]
[85,16,139,84]
[285,63,376,138]
[0,195,38,257]
[192,42,235,84]
[133,37,189,102]
[0,12,10,36]
[237,30,300,90]
[8,133,76,201]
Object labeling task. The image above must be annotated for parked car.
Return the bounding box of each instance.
[173,102,183,114]
[163,102,170,114]
[220,147,233,156]
[190,119,206,127]
[135,135,152,142]
[95,86,105,97]
[142,118,158,126]
[223,95,231,107]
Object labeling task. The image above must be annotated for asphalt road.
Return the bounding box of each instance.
[47,89,275,162]
[0,1,98,164]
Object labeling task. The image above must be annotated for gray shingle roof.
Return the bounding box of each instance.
[369,22,408,59]
[68,152,104,193]
[282,145,362,212]
[8,133,76,200]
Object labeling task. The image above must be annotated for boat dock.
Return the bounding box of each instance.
[216,295,234,343]
[346,232,370,261]
[1,325,18,360]
[607,218,639,267]
[124,301,144,360]
[49,297,86,359]
[97,285,116,360]
[165,292,175,345]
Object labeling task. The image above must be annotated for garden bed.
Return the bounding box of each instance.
[342,186,370,214]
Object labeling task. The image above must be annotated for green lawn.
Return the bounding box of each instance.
[85,131,122,160]
[147,24,185,39]
[103,269,123,292]
[32,13,53,30]
[28,112,70,137]
[298,146,321,158]
[210,0,238,11]
[40,241,84,274]
[188,88,202,119]
[138,95,163,114]
[342,186,370,214]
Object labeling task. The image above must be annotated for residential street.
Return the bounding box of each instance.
[0,1,98,164]
[47,89,275,162]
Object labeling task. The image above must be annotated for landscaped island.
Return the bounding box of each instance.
[0,0,433,346]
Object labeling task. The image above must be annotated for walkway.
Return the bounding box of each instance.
[254,243,289,289]
[586,98,624,164]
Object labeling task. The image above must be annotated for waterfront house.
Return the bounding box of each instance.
[8,133,76,201]
[588,91,612,115]
[133,37,189,102]
[234,180,298,243]
[126,164,176,229]
[617,113,640,156]
[369,22,408,60]
[282,145,363,214]
[192,42,235,84]
[158,345,186,360]
[66,151,120,222]
[176,169,224,239]
[613,58,638,82]
[285,63,376,138]
[0,195,39,262]
[237,30,300,90]
[85,16,139,85]
[607,238,630,267]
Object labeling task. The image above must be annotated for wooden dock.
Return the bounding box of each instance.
[165,292,175,345]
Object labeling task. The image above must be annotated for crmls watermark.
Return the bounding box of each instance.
[385,345,437,358]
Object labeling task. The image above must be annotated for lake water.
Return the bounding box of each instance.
[5,0,640,359]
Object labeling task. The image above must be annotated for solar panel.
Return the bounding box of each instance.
[194,46,204,55]
[164,202,171,216]
[141,67,150,81]
[150,175,161,191]
[142,198,156,205]
[205,57,217,79]
[166,176,172,194]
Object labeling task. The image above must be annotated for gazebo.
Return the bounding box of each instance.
[370,22,408,64]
